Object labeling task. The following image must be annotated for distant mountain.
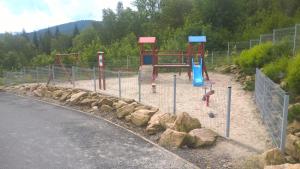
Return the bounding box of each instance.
[0,20,100,39]
[27,20,100,38]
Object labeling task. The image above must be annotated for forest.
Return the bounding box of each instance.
[0,0,300,72]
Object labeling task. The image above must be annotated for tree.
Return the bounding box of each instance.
[200,0,244,33]
[117,1,124,16]
[32,31,39,48]
[21,29,29,40]
[73,24,80,37]
[39,28,52,54]
[133,0,160,20]
[55,26,60,37]
[160,0,193,28]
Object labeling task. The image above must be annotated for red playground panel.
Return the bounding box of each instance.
[138,37,156,44]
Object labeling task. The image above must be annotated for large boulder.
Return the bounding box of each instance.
[33,86,47,97]
[69,91,88,104]
[122,98,135,104]
[146,112,176,135]
[53,90,64,98]
[158,129,187,148]
[99,98,113,107]
[187,128,218,148]
[113,100,127,109]
[130,109,157,126]
[173,112,201,132]
[30,84,40,92]
[59,91,72,102]
[33,89,43,97]
[80,98,98,106]
[99,104,113,113]
[264,163,300,169]
[285,134,300,161]
[116,103,136,118]
[259,148,286,168]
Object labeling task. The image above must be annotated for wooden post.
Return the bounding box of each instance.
[98,51,105,90]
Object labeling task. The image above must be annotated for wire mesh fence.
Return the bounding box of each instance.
[260,33,273,43]
[255,68,289,152]
[3,66,50,85]
[3,65,232,137]
[205,51,234,69]
[273,27,296,47]
[250,39,260,48]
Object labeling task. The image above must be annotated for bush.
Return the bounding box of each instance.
[31,54,54,66]
[235,41,292,75]
[262,57,289,83]
[288,104,300,122]
[286,54,300,95]
[235,42,273,74]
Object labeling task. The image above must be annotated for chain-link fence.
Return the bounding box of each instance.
[255,68,289,152]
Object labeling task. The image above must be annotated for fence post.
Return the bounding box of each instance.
[36,67,38,83]
[118,71,121,98]
[127,55,129,70]
[262,72,266,122]
[250,40,252,48]
[293,24,297,56]
[138,70,141,102]
[211,51,214,66]
[173,75,177,115]
[273,29,276,44]
[226,86,232,138]
[52,65,55,83]
[227,42,230,56]
[93,67,96,92]
[280,94,289,152]
[72,66,75,88]
[260,35,262,44]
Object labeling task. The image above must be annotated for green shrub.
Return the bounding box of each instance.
[236,42,273,74]
[286,54,300,95]
[288,104,300,122]
[262,57,289,83]
[272,40,293,57]
[235,41,292,75]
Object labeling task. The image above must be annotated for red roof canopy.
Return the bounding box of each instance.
[138,37,156,44]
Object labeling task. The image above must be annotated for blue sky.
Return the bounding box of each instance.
[0,0,134,33]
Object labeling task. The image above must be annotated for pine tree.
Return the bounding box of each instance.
[55,26,60,37]
[33,31,39,48]
[73,24,79,37]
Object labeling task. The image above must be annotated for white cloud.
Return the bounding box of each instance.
[0,0,134,33]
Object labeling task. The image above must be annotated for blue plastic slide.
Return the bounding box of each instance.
[192,58,204,87]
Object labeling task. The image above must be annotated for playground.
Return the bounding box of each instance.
[47,36,270,154]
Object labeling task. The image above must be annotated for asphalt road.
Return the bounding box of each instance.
[0,92,197,169]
